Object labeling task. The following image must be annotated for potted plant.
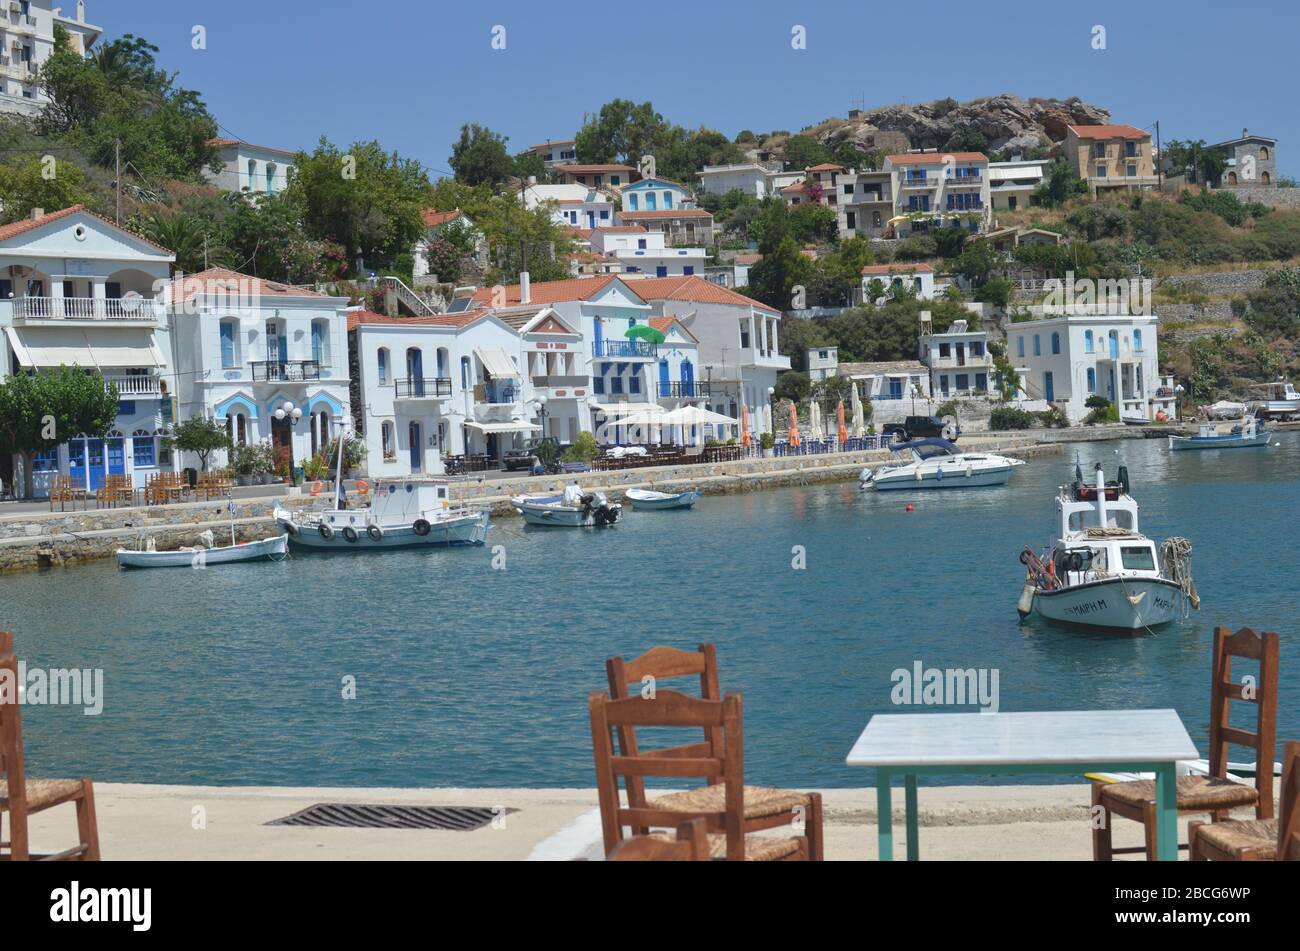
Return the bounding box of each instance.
[759,432,775,458]
[231,444,259,486]
[327,436,368,478]
[252,441,278,484]
[303,453,331,483]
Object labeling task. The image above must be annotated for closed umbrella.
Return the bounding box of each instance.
[741,403,752,449]
[851,384,865,437]
[810,401,823,441]
[763,402,772,437]
[787,400,801,448]
[837,399,848,445]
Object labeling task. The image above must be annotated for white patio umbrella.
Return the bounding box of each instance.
[659,405,739,427]
[810,401,824,441]
[851,384,865,437]
[763,402,773,436]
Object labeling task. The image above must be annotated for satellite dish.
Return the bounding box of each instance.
[941,415,958,441]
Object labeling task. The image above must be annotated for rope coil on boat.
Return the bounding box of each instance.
[1160,537,1200,613]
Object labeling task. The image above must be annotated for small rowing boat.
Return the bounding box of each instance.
[117,534,287,569]
[625,488,700,510]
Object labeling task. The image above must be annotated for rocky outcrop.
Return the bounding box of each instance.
[812,94,1112,157]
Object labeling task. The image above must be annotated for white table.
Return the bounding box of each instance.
[845,709,1198,861]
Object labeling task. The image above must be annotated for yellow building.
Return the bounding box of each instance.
[1063,124,1158,195]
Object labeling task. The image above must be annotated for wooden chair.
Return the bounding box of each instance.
[589,689,809,861]
[606,818,710,862]
[0,632,101,861]
[96,474,133,509]
[48,475,86,512]
[607,644,823,860]
[1190,741,1300,861]
[1092,626,1279,861]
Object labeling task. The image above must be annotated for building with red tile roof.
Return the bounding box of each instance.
[1063,124,1157,195]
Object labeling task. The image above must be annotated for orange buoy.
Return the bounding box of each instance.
[355,479,370,496]
[309,481,323,495]
[905,504,914,512]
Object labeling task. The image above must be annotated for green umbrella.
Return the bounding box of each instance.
[625,324,666,344]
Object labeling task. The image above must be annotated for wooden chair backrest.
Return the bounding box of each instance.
[0,632,28,820]
[606,818,710,861]
[606,645,723,809]
[589,689,744,860]
[1280,741,1300,861]
[1209,627,1279,818]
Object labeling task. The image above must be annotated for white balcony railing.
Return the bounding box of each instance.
[104,375,162,397]
[9,296,162,320]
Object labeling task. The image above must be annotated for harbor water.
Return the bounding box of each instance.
[4,435,1298,788]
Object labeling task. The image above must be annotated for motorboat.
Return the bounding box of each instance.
[859,438,1025,490]
[624,488,700,510]
[1169,415,1270,451]
[1246,380,1300,420]
[512,491,621,527]
[117,534,287,569]
[1017,461,1199,632]
[276,480,489,549]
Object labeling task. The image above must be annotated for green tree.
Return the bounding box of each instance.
[773,370,811,402]
[139,212,231,273]
[0,367,119,497]
[449,123,513,187]
[782,134,831,170]
[0,157,93,222]
[1035,157,1088,208]
[745,237,813,311]
[166,417,232,471]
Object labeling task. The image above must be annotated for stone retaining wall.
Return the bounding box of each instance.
[1158,268,1272,295]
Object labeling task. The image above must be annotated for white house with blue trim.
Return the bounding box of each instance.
[165,268,352,475]
[619,177,694,213]
[590,227,706,278]
[0,204,176,498]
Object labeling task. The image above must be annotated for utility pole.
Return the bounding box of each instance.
[1154,121,1162,192]
[114,138,122,224]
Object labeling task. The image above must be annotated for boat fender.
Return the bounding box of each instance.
[367,524,383,542]
[936,467,943,481]
[1017,580,1036,619]
[342,526,359,543]
[915,468,923,481]
[413,519,432,536]
[965,464,973,478]
[284,521,299,537]
[318,524,334,540]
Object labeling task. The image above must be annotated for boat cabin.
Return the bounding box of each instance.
[1052,464,1160,584]
[320,479,453,530]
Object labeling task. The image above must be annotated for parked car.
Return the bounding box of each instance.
[502,436,560,472]
[883,415,960,442]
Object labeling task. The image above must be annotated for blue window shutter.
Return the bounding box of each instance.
[220,322,235,366]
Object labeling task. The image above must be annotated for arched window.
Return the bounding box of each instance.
[311,319,330,364]
[1132,329,1143,352]
[1051,332,1060,355]
[460,355,471,390]
[628,193,638,211]
[225,412,249,446]
[266,162,277,195]
[1084,330,1093,354]
[219,318,240,367]
[246,158,257,190]
[381,421,395,460]
[1227,171,1238,185]
[436,347,450,379]
[1260,146,1270,160]
[1086,367,1097,393]
[265,320,285,364]
[377,347,389,385]
[1261,172,1271,184]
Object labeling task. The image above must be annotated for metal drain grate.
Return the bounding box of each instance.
[266,803,514,831]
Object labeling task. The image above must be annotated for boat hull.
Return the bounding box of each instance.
[513,499,621,526]
[871,463,1018,489]
[1032,577,1185,631]
[625,489,700,510]
[279,511,489,549]
[1168,434,1270,451]
[116,535,287,568]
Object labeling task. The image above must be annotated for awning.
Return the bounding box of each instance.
[474,347,520,379]
[3,326,165,369]
[589,402,664,417]
[463,420,541,434]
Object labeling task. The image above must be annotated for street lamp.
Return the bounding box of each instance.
[908,383,918,415]
[767,386,775,433]
[1173,383,1185,422]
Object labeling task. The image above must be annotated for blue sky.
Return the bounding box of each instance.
[118,0,1298,177]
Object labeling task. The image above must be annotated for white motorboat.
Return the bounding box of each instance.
[1169,415,1270,451]
[512,491,621,527]
[625,488,700,510]
[276,482,488,549]
[1017,461,1199,632]
[117,534,287,569]
[1246,380,1300,420]
[860,438,1025,490]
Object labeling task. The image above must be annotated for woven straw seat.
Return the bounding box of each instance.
[652,831,804,861]
[1099,775,1258,811]
[0,777,86,812]
[649,784,812,819]
[1192,819,1278,858]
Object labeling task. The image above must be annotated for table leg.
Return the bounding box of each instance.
[875,771,893,861]
[1154,762,1177,861]
[904,774,919,861]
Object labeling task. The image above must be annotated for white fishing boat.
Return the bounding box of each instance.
[624,488,700,510]
[860,438,1025,490]
[1169,415,1270,451]
[512,491,621,527]
[117,534,287,569]
[1246,380,1300,420]
[275,433,489,550]
[1017,461,1199,632]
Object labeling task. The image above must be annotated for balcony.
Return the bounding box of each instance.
[657,381,712,399]
[104,374,162,398]
[394,377,452,399]
[945,173,983,186]
[531,375,590,399]
[250,360,321,382]
[900,176,934,189]
[8,296,163,322]
[593,339,658,359]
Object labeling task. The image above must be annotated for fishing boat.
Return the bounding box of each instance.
[1017,461,1199,632]
[859,438,1025,490]
[117,534,287,569]
[275,433,489,549]
[1246,380,1300,420]
[1169,415,1271,451]
[624,488,700,510]
[512,491,621,527]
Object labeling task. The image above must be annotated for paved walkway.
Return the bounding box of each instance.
[22,783,1216,861]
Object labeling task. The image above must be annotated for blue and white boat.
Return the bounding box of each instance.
[512,492,621,527]
[860,438,1025,490]
[624,488,700,510]
[1169,416,1270,451]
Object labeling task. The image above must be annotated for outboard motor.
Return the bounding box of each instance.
[579,493,597,517]
[594,503,618,525]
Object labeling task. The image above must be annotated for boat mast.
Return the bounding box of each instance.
[334,428,346,508]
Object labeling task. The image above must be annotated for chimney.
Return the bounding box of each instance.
[31,208,44,220]
[77,1,86,23]
[520,271,531,305]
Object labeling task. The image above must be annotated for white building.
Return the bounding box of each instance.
[524,183,617,231]
[526,138,576,169]
[166,268,352,476]
[919,319,994,398]
[1008,312,1173,423]
[0,205,175,498]
[591,226,706,277]
[202,139,297,197]
[806,346,839,382]
[861,263,936,302]
[0,1,101,117]
[838,360,931,402]
[413,209,484,281]
[697,162,803,199]
[836,170,894,239]
[987,158,1050,212]
[620,177,694,212]
[884,152,991,236]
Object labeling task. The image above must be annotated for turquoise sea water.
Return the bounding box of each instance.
[3,434,1298,788]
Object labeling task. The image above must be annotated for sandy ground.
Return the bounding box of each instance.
[19,782,1236,860]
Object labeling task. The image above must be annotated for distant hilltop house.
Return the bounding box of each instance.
[860,263,937,303]
[0,0,101,117]
[987,158,1052,211]
[203,139,298,197]
[1211,129,1277,187]
[413,209,486,282]
[1062,124,1158,196]
[619,177,695,213]
[696,162,803,199]
[883,152,991,237]
[553,164,637,188]
[525,138,577,169]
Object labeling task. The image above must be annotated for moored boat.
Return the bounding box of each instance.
[117,534,287,569]
[624,488,700,510]
[275,482,489,549]
[512,492,621,527]
[860,438,1025,490]
[1168,415,1270,451]
[1246,380,1300,420]
[1017,461,1198,632]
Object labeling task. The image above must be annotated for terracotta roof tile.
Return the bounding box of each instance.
[1067,124,1149,140]
[422,209,462,228]
[0,205,175,257]
[886,152,988,165]
[555,163,636,174]
[618,209,713,220]
[171,267,325,304]
[862,263,934,274]
[624,275,780,316]
[468,275,622,306]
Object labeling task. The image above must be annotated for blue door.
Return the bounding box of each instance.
[656,266,668,277]
[681,359,694,396]
[86,439,106,491]
[106,439,125,481]
[409,421,422,472]
[658,359,670,397]
[1109,332,1119,360]
[889,378,903,400]
[593,319,603,356]
[408,349,424,396]
[1044,372,1055,403]
[68,439,87,490]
